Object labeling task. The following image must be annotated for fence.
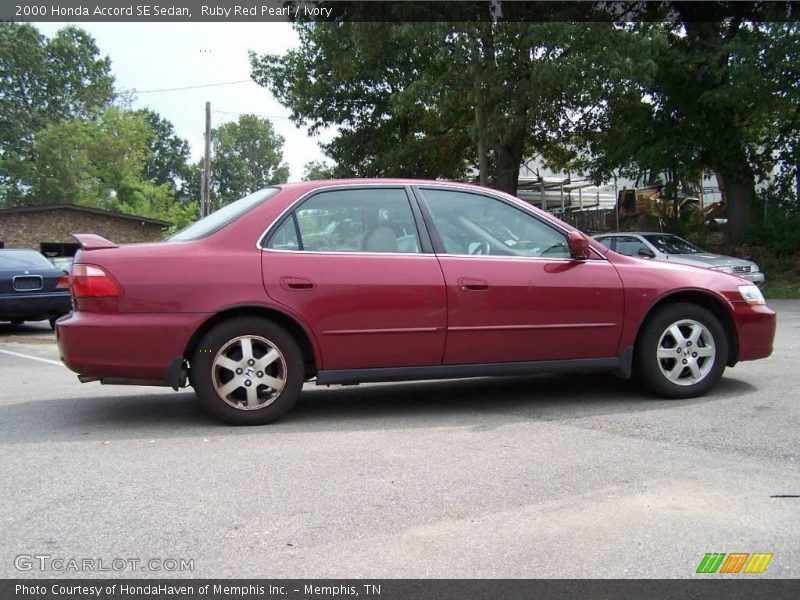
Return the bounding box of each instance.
[554,207,617,233]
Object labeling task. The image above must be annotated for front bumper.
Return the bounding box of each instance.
[732,303,776,362]
[56,311,205,380]
[743,271,765,286]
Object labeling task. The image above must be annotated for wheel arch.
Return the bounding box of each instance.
[184,304,320,378]
[634,290,739,367]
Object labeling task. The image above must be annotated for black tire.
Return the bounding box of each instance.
[634,302,728,399]
[190,317,304,425]
[49,317,57,330]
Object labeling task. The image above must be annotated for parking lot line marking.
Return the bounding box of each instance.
[0,348,65,367]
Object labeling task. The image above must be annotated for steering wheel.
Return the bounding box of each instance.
[540,242,568,256]
[470,242,491,255]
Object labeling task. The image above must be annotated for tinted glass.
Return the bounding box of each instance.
[170,188,279,241]
[421,189,569,258]
[644,234,702,254]
[614,236,650,256]
[269,188,421,253]
[0,250,54,269]
[594,236,613,249]
[268,217,300,251]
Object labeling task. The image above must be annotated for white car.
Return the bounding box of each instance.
[592,232,765,286]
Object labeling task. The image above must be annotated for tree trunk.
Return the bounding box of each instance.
[715,163,758,243]
[471,49,488,186]
[494,130,525,196]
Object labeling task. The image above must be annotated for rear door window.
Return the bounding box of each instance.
[267,188,421,254]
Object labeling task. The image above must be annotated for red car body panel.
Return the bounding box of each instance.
[435,255,624,364]
[56,179,776,387]
[262,251,447,369]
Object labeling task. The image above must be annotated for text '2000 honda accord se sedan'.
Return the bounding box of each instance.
[56,180,776,425]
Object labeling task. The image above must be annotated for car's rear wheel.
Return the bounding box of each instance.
[191,318,304,425]
[635,303,728,398]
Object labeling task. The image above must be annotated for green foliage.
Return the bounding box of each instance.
[254,15,799,242]
[210,114,289,206]
[0,24,199,233]
[251,22,475,181]
[135,108,192,199]
[32,108,151,205]
[0,23,115,205]
[569,19,800,242]
[249,21,672,195]
[30,108,195,233]
[302,160,335,181]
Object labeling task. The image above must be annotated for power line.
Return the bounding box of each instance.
[211,109,293,120]
[123,79,254,95]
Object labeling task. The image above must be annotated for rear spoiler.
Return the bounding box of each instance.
[72,234,118,250]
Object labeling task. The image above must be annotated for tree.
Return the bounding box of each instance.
[0,23,115,204]
[561,15,800,242]
[31,108,195,232]
[210,114,289,206]
[251,20,623,195]
[32,108,150,206]
[251,23,475,182]
[253,9,799,240]
[135,109,192,199]
[301,160,335,181]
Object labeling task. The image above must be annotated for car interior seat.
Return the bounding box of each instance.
[360,226,398,253]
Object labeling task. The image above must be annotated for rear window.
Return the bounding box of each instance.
[0,250,54,269]
[169,188,279,241]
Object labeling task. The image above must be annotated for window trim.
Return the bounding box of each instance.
[259,184,432,255]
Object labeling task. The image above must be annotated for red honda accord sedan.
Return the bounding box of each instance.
[56,180,776,425]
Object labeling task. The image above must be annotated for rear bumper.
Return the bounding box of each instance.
[733,303,776,362]
[0,293,71,321]
[56,311,205,380]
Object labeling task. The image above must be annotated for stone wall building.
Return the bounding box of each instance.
[0,205,171,257]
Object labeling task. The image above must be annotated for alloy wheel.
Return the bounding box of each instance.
[656,319,716,386]
[211,335,287,410]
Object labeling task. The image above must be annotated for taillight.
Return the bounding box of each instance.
[70,264,121,298]
[55,274,70,290]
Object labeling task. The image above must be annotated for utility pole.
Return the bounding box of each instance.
[202,101,211,217]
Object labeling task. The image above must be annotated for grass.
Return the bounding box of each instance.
[765,279,800,300]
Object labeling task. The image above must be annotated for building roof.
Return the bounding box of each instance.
[0,204,171,227]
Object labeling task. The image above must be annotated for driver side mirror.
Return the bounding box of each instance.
[567,231,590,260]
[637,247,656,259]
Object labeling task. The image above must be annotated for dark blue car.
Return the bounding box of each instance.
[0,249,71,328]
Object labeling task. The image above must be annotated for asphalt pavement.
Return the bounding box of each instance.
[0,302,798,578]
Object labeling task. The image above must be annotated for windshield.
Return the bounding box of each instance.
[169,188,280,241]
[643,234,703,255]
[0,250,54,269]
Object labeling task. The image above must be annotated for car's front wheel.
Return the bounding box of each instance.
[191,318,304,425]
[635,303,728,398]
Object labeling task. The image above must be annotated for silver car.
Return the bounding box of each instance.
[592,232,765,286]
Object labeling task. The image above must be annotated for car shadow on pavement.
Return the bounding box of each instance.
[0,372,757,444]
[0,321,54,342]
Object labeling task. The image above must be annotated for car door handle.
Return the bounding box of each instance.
[280,277,315,290]
[458,277,489,291]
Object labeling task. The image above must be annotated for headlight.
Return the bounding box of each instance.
[739,284,766,305]
[710,265,735,274]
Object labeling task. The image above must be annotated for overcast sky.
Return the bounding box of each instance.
[35,22,331,182]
